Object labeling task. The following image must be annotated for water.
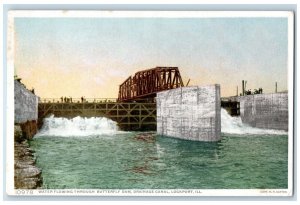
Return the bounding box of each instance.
[29,109,288,189]
[221,109,288,135]
[36,115,120,137]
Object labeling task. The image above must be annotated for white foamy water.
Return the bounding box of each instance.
[36,115,120,137]
[221,108,287,135]
[36,110,287,137]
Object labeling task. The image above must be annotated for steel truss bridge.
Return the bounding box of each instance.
[118,67,184,102]
[38,67,186,131]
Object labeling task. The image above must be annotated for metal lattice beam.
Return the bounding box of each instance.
[118,66,184,102]
[38,101,157,131]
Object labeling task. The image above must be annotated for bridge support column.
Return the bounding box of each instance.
[157,84,221,141]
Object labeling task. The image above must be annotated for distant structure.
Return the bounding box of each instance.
[240,80,263,96]
[118,66,184,102]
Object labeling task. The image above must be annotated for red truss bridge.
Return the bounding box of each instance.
[118,66,185,102]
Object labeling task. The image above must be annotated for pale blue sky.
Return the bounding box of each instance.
[15,17,288,98]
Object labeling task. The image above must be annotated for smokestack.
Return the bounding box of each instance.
[275,82,278,93]
[242,80,245,96]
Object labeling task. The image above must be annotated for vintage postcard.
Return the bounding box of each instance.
[6,10,294,196]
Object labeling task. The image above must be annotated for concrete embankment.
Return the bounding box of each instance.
[14,125,42,189]
[14,80,42,188]
[15,80,39,139]
[239,92,288,131]
[228,92,288,131]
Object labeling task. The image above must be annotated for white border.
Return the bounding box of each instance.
[6,10,15,197]
[8,10,293,18]
[11,188,292,196]
[287,11,294,197]
[1,0,299,4]
[6,10,294,197]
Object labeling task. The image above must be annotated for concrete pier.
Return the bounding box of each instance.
[156,84,221,141]
[15,80,39,139]
[238,92,288,131]
[14,80,42,189]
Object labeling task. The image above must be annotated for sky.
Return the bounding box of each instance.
[14,17,289,98]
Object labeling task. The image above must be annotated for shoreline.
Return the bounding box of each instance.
[14,125,43,189]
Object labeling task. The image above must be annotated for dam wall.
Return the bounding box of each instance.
[156,84,221,141]
[237,92,288,131]
[15,80,39,139]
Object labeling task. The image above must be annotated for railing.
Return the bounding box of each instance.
[39,98,118,103]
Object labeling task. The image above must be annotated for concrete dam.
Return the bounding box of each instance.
[16,67,289,143]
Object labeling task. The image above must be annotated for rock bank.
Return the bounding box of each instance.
[14,125,42,189]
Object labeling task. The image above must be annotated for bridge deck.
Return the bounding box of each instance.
[38,100,157,131]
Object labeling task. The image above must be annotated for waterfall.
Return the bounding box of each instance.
[221,108,287,135]
[36,115,120,137]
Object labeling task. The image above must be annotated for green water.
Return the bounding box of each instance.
[29,133,288,189]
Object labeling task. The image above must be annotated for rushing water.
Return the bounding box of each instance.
[29,109,288,189]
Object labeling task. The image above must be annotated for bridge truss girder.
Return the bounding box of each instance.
[118,67,184,102]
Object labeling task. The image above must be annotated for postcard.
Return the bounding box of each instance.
[6,10,294,196]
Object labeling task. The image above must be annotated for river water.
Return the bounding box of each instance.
[29,109,288,189]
